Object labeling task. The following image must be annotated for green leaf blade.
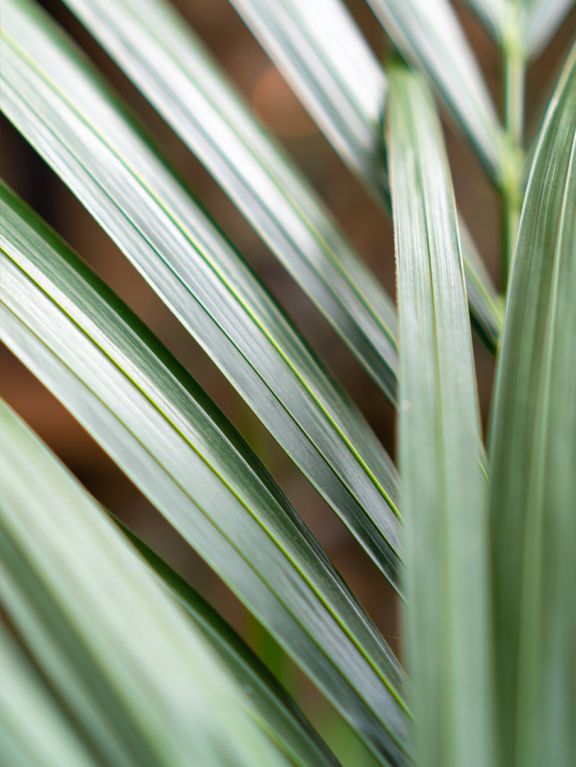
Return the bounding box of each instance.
[488,47,576,767]
[63,0,399,402]
[230,0,503,353]
[367,0,503,181]
[0,183,408,765]
[0,402,289,767]
[0,0,401,584]
[387,64,495,767]
[125,529,340,767]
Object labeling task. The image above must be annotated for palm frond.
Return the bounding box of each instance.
[229,0,503,350]
[0,182,408,766]
[62,0,398,402]
[1,1,573,764]
[488,46,576,767]
[466,0,575,57]
[387,62,494,767]
[366,0,503,181]
[0,0,401,582]
[0,401,288,767]
[124,528,339,767]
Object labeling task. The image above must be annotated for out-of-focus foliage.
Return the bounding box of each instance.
[1,0,574,765]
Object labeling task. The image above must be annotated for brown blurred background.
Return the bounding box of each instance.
[2,1,575,761]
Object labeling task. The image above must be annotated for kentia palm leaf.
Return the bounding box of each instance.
[230,0,388,189]
[465,0,574,57]
[229,0,503,350]
[0,0,402,582]
[366,0,504,182]
[63,0,399,402]
[123,529,339,767]
[387,63,494,767]
[523,0,575,55]
[488,46,576,767]
[0,183,408,765]
[0,401,288,767]
[3,2,574,766]
[0,626,99,766]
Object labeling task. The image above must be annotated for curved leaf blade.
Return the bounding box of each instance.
[387,64,495,767]
[230,0,388,191]
[0,183,409,765]
[0,401,288,767]
[63,0,399,402]
[366,0,503,181]
[229,0,503,352]
[125,528,340,767]
[465,1,574,57]
[488,47,576,767]
[0,627,97,767]
[0,0,401,582]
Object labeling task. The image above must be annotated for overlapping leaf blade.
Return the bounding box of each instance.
[125,529,339,767]
[0,183,409,765]
[63,0,398,402]
[466,0,574,57]
[0,401,288,767]
[229,0,388,190]
[353,0,499,179]
[0,626,97,767]
[387,63,494,767]
[229,0,503,350]
[523,0,575,56]
[367,0,502,180]
[0,0,402,582]
[488,47,576,767]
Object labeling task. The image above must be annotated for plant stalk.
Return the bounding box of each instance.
[501,29,525,291]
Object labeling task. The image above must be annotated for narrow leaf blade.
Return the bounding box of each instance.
[63,0,399,401]
[0,0,401,583]
[0,183,409,765]
[0,401,288,767]
[488,47,576,767]
[387,63,495,767]
[229,0,503,352]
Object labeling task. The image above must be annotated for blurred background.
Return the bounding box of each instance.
[2,1,575,762]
